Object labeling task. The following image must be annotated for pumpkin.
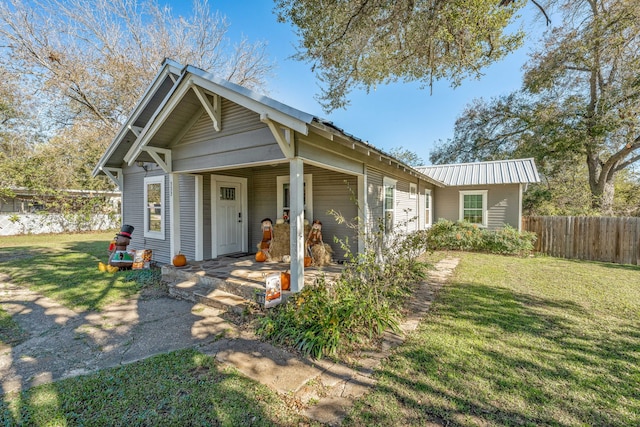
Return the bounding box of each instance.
[281,272,291,291]
[255,250,267,262]
[172,253,187,267]
[304,256,312,267]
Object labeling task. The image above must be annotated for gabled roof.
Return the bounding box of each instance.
[93,59,443,187]
[417,158,540,186]
[92,59,184,177]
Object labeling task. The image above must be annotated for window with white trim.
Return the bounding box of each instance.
[409,183,417,199]
[425,189,432,228]
[277,174,312,221]
[144,175,165,239]
[459,190,488,227]
[383,177,397,234]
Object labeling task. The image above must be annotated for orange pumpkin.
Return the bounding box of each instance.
[255,251,267,262]
[281,272,291,291]
[304,256,312,267]
[172,253,187,267]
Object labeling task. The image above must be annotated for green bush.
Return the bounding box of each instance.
[257,217,431,359]
[425,219,536,255]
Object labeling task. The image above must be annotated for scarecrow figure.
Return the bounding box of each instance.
[256,218,274,261]
[306,220,323,260]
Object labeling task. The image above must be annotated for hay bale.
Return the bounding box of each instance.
[263,223,312,261]
[268,223,291,261]
[310,243,333,266]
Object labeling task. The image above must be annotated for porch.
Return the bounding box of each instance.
[161,255,345,313]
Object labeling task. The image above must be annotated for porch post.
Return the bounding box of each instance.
[290,157,305,292]
[195,175,204,260]
[358,168,368,254]
[169,173,181,258]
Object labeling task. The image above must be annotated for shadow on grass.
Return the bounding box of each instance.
[563,257,640,272]
[0,239,138,312]
[0,235,311,425]
[0,349,302,426]
[344,281,640,426]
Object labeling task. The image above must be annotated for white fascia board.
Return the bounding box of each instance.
[123,72,192,165]
[92,61,183,177]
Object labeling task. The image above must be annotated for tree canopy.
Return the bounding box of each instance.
[275,0,526,112]
[431,0,640,216]
[0,0,274,132]
[0,0,274,205]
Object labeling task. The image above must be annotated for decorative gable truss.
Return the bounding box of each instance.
[123,80,223,171]
[191,84,221,132]
[261,113,294,158]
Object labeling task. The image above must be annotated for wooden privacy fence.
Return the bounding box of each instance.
[522,216,640,266]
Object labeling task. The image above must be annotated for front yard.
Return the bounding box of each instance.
[344,252,640,426]
[1,233,639,425]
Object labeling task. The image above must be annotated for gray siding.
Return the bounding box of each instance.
[244,164,358,260]
[433,184,521,230]
[248,167,281,249]
[179,175,196,261]
[122,165,171,264]
[366,167,384,232]
[487,184,520,229]
[309,166,358,260]
[171,99,285,172]
[180,98,264,144]
[395,179,420,232]
[366,167,429,233]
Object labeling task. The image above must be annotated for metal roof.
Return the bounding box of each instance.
[417,158,540,186]
[94,59,444,186]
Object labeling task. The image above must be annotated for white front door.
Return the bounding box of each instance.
[215,181,243,255]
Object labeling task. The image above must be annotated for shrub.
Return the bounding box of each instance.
[425,219,536,255]
[257,216,431,359]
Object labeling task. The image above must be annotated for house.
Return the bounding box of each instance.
[417,158,540,231]
[93,59,539,292]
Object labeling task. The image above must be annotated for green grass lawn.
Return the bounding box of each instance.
[2,233,639,426]
[0,231,144,312]
[1,349,313,426]
[344,252,640,426]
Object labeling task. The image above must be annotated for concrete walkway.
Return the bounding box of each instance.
[0,257,459,426]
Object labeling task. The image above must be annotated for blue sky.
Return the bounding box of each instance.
[169,1,549,165]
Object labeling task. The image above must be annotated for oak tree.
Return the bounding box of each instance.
[431,0,640,215]
[0,0,274,203]
[275,0,526,112]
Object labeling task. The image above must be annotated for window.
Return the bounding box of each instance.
[277,174,312,221]
[144,175,165,239]
[383,177,397,233]
[425,189,432,228]
[459,190,488,227]
[409,183,417,199]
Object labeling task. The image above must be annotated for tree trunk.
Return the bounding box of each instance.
[586,152,615,216]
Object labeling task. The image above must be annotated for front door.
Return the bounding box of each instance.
[215,182,242,255]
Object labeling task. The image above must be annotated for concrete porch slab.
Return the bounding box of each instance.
[163,255,345,309]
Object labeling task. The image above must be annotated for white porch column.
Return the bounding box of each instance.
[169,173,181,258]
[195,175,204,260]
[290,157,305,292]
[358,168,368,254]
